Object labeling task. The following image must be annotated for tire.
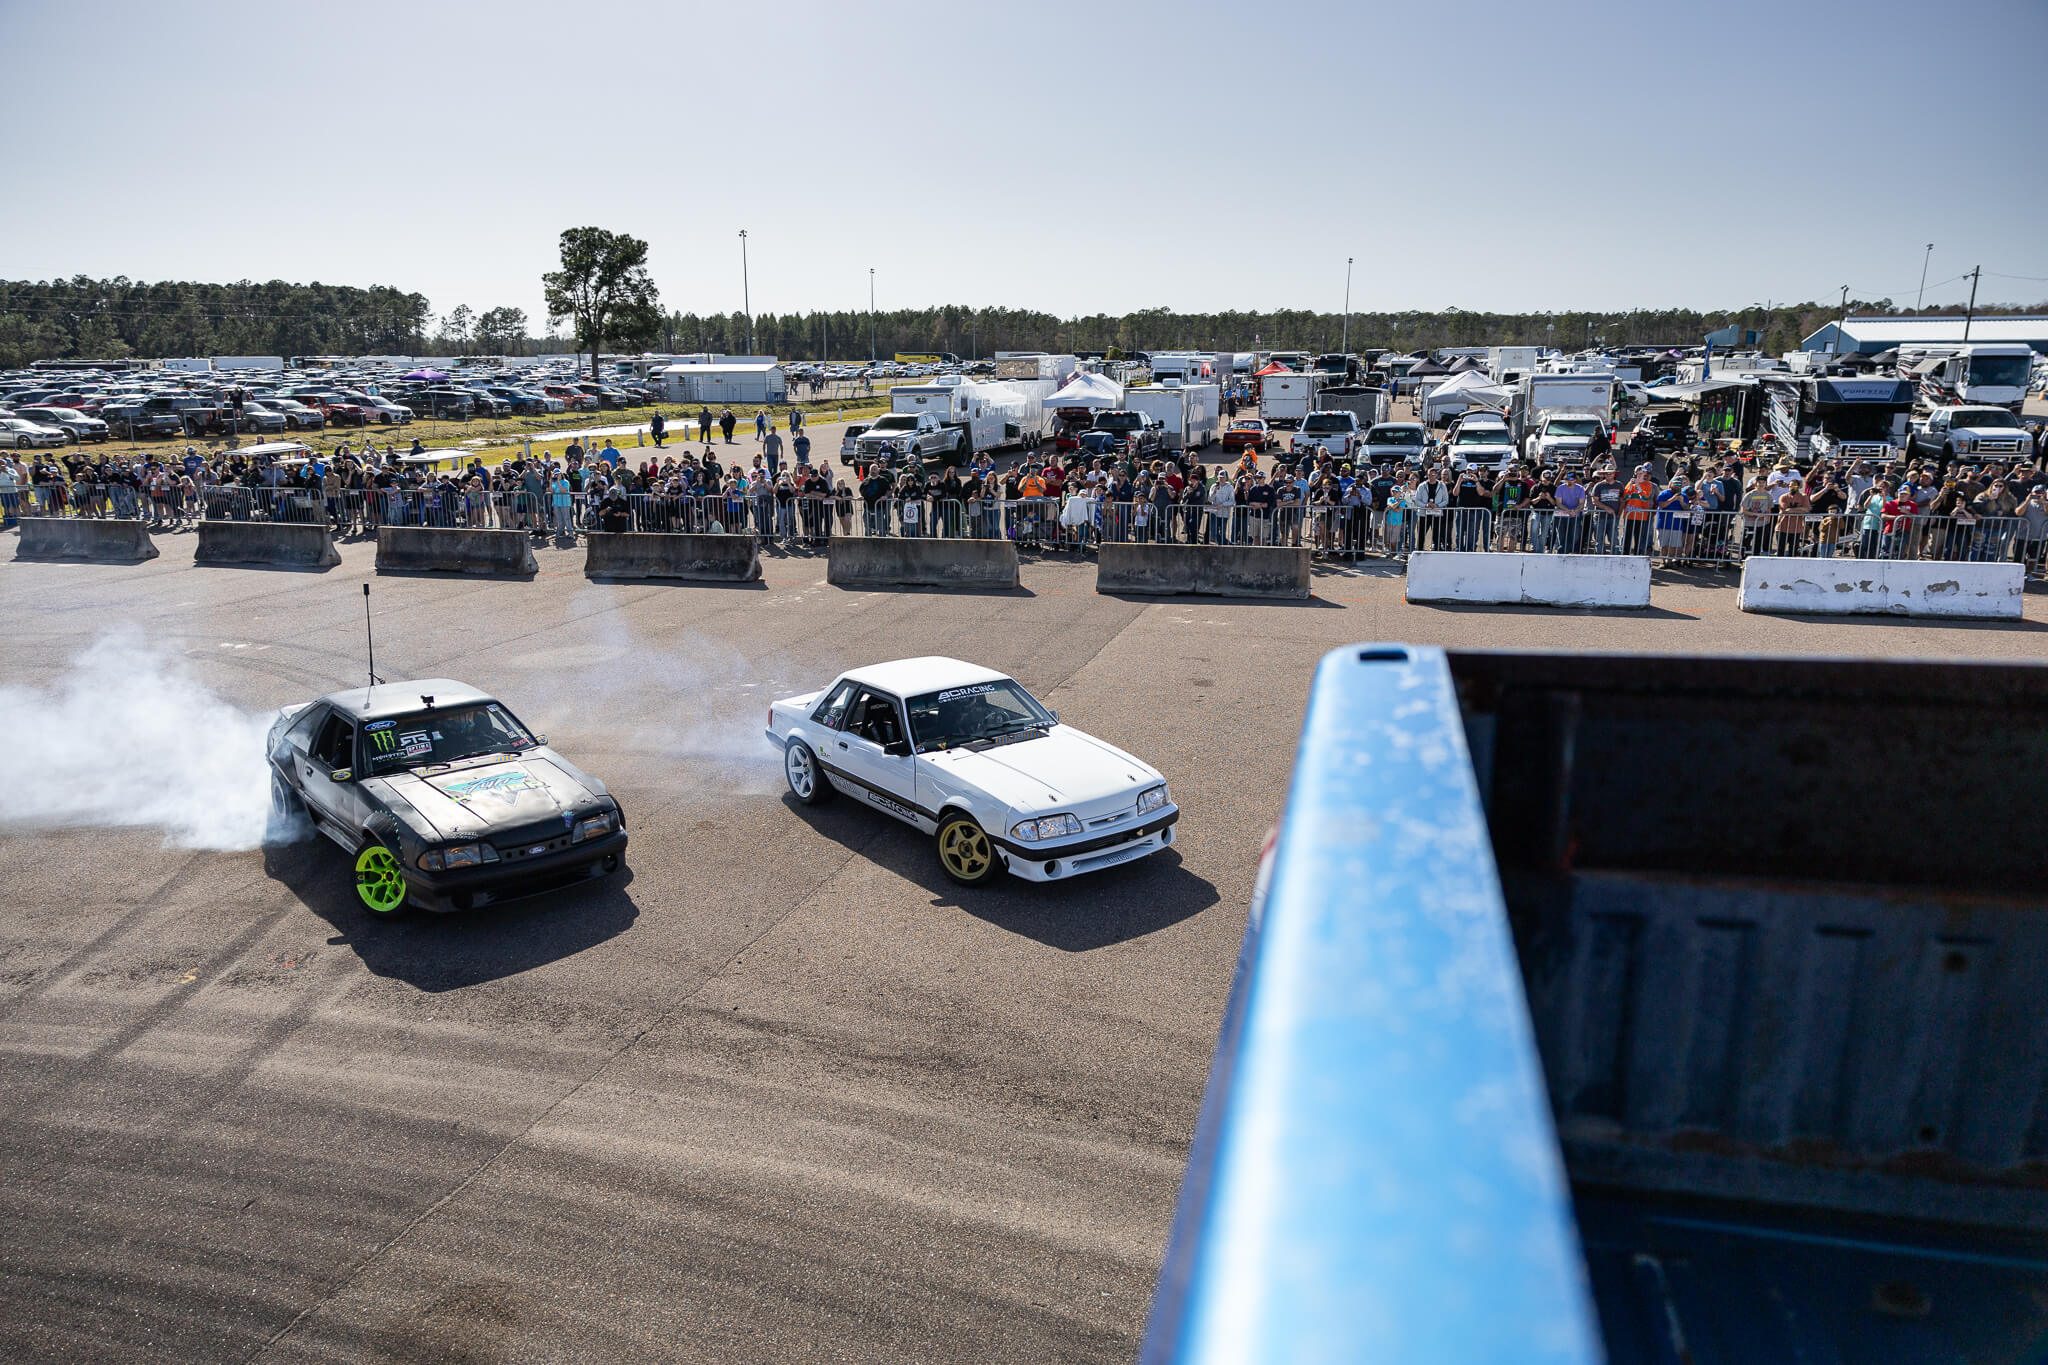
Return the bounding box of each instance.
[784,739,831,804]
[354,842,411,917]
[268,769,305,833]
[935,810,1001,886]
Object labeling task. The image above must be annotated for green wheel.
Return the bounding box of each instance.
[936,813,1000,886]
[355,844,410,916]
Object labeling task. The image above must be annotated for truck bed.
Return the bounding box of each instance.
[1145,646,2048,1365]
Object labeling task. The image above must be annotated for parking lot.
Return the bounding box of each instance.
[2,536,2043,1364]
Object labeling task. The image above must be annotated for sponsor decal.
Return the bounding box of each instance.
[366,720,397,731]
[936,684,998,702]
[370,729,399,754]
[865,789,918,821]
[441,771,543,806]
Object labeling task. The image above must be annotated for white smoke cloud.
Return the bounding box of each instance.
[0,630,307,850]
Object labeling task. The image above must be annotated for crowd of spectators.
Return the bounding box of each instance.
[4,407,2045,571]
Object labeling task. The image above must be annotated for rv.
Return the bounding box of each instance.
[1899,344,2034,414]
[1757,374,1915,465]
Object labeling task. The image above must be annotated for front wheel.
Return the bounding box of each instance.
[785,740,831,804]
[354,842,411,917]
[936,812,1001,886]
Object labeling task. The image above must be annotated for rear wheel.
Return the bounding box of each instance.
[936,812,1001,886]
[354,843,410,917]
[785,740,831,804]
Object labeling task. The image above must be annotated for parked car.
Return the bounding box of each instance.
[466,391,511,418]
[1220,419,1270,453]
[359,395,414,425]
[1360,422,1430,465]
[263,398,327,431]
[99,401,185,438]
[542,384,598,412]
[1291,410,1364,460]
[1905,405,2033,462]
[1089,409,1163,457]
[16,405,110,443]
[1,416,69,449]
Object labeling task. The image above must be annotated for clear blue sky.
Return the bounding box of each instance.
[3,0,2043,328]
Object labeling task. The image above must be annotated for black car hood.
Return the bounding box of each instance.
[363,755,601,841]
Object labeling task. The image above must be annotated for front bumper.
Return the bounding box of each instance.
[405,829,629,912]
[995,807,1179,882]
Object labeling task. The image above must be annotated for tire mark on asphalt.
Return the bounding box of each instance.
[0,850,211,1025]
[247,825,891,1363]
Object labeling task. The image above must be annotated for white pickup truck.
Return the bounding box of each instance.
[1523,413,1609,466]
[1290,410,1363,460]
[850,411,967,470]
[766,657,1178,886]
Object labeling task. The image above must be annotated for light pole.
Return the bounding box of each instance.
[1341,257,1353,353]
[1833,284,1848,354]
[738,230,752,355]
[1916,243,1934,309]
[868,268,876,364]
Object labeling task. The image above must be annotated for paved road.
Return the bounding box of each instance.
[1,535,2044,1364]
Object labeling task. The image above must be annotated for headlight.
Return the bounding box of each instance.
[1010,813,1083,843]
[1137,785,1168,815]
[417,842,498,871]
[1955,437,1973,451]
[573,810,616,843]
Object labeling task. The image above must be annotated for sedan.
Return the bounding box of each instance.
[17,405,110,443]
[1,417,69,449]
[767,657,1178,886]
[360,396,414,425]
[266,677,628,917]
[1220,419,1270,452]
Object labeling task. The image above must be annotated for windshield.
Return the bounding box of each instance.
[361,702,537,773]
[1817,411,1899,441]
[870,415,918,431]
[904,679,1054,752]
[1953,408,2021,429]
[1367,426,1424,446]
[1301,415,1351,433]
[1454,426,1510,445]
[1095,413,1140,430]
[1967,356,2030,389]
[1546,419,1602,437]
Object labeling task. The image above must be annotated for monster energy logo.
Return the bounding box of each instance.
[371,729,397,753]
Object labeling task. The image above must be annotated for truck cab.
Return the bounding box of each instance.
[1088,409,1163,458]
[1290,410,1362,460]
[851,411,965,470]
[1908,405,2034,463]
[1524,413,1609,466]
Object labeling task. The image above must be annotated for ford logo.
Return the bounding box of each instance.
[528,844,546,856]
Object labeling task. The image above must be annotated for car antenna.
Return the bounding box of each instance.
[363,583,382,688]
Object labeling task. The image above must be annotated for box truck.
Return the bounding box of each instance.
[1124,383,1220,452]
[1258,373,1321,428]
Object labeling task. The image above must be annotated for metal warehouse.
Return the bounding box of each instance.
[657,362,787,404]
[1802,314,2048,355]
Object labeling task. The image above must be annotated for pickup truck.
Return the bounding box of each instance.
[1088,409,1163,459]
[1145,645,2048,1365]
[1289,410,1362,460]
[1905,405,2035,463]
[1442,413,1516,471]
[852,411,968,470]
[1523,412,1608,465]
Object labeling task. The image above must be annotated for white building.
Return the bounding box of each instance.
[658,362,787,404]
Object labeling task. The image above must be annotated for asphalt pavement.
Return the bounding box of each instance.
[1,529,2045,1363]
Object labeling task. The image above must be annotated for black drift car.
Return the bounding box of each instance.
[267,678,627,916]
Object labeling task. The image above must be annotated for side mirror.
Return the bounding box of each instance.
[1049,710,1059,725]
[881,740,912,758]
[329,769,354,784]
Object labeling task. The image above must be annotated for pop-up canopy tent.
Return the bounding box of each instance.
[1046,372,1124,410]
[1419,368,1514,425]
[401,369,449,382]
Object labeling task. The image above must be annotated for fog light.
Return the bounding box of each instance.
[1044,860,1060,876]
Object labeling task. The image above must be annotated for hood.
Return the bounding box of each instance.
[1952,424,2027,443]
[923,726,1160,815]
[364,754,601,841]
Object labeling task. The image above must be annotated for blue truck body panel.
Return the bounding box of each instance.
[1146,645,2048,1364]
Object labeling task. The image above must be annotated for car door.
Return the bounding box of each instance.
[830,687,924,825]
[298,710,364,832]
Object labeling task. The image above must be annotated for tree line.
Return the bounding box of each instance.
[4,272,2040,372]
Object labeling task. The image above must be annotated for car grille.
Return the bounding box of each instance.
[1974,438,2023,453]
[494,831,575,862]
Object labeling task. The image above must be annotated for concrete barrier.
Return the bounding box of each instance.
[13,517,158,563]
[1738,556,2024,619]
[194,520,340,569]
[1405,552,1651,608]
[584,532,761,582]
[1095,543,1311,599]
[376,526,537,576]
[826,537,1018,590]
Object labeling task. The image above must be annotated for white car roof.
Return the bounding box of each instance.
[841,657,1009,697]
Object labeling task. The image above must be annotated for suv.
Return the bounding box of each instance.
[1906,406,2033,462]
[1291,410,1363,460]
[1089,409,1163,457]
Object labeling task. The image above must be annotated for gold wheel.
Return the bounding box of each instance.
[936,815,997,885]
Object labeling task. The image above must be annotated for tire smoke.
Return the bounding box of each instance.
[0,630,308,850]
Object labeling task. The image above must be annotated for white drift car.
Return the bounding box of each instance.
[766,658,1179,886]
